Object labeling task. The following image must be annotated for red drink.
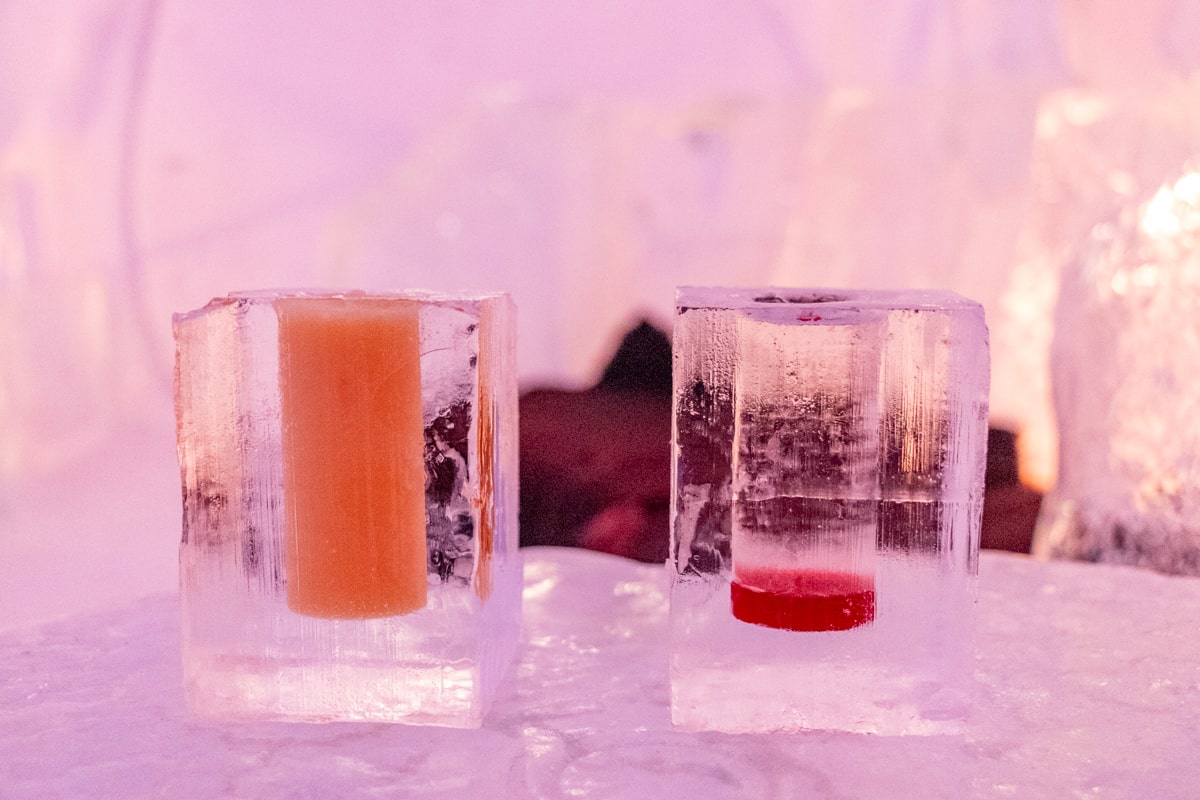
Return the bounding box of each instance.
[731,566,875,632]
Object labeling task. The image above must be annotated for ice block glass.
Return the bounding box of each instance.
[670,288,989,735]
[173,290,521,726]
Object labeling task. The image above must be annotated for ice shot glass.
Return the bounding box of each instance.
[669,288,989,734]
[173,290,521,726]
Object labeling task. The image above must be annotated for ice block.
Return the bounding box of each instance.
[173,290,521,726]
[670,288,989,735]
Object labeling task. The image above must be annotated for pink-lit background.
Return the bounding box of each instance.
[2,0,1197,629]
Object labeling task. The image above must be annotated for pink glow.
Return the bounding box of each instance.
[2,1,1197,628]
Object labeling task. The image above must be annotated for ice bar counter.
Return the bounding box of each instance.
[670,288,989,734]
[172,290,521,726]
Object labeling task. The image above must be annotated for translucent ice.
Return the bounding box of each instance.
[1036,163,1200,575]
[670,288,989,734]
[173,290,521,726]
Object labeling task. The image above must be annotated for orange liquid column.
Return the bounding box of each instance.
[277,297,427,618]
[472,301,495,601]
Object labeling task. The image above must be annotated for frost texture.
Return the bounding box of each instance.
[670,288,989,734]
[6,549,1200,798]
[173,290,520,726]
[1037,164,1200,575]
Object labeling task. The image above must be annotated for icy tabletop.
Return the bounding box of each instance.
[3,546,1198,799]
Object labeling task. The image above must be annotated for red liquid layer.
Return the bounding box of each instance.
[731,567,875,632]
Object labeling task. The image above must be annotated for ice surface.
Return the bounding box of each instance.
[4,547,1199,799]
[1036,163,1200,575]
[671,288,989,734]
[172,290,521,726]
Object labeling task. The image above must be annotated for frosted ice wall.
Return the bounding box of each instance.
[0,1,1058,484]
[989,1,1200,486]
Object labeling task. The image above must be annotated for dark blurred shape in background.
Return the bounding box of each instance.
[981,428,1041,554]
[595,321,674,396]
[520,321,1040,562]
[520,320,672,563]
